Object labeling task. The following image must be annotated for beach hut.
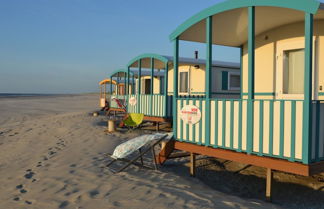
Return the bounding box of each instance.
[107,69,134,113]
[126,53,240,125]
[99,79,117,110]
[165,0,324,200]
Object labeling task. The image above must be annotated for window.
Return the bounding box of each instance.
[283,49,304,94]
[228,72,240,90]
[179,72,189,93]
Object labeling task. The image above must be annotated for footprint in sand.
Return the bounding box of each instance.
[88,189,100,198]
[24,170,35,179]
[13,196,20,201]
[25,200,32,205]
[58,200,69,208]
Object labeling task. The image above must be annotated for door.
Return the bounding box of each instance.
[144,79,151,94]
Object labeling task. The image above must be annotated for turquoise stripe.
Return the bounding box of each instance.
[269,101,274,155]
[290,101,296,162]
[279,101,285,158]
[302,13,313,164]
[222,100,226,148]
[242,92,274,96]
[180,100,184,142]
[259,101,264,156]
[315,101,320,162]
[230,101,234,149]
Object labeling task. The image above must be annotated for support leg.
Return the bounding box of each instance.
[151,147,158,170]
[190,153,196,177]
[138,148,144,165]
[156,122,159,131]
[266,168,273,202]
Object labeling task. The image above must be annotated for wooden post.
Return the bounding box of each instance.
[266,168,273,202]
[190,152,196,177]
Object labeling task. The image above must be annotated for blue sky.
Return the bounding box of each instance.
[0,0,321,93]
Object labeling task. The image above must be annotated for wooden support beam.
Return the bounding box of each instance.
[174,141,312,176]
[266,168,273,202]
[143,116,171,123]
[190,153,196,177]
[155,140,175,165]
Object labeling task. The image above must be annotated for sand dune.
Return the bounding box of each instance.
[0,94,306,209]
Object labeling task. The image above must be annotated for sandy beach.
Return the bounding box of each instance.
[0,94,323,209]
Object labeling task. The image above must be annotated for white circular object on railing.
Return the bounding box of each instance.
[180,105,202,125]
[129,97,137,106]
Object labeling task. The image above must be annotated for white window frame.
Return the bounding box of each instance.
[275,38,317,100]
[228,72,241,91]
[178,67,190,96]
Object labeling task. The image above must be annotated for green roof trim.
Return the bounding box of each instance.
[169,0,321,41]
[109,69,134,77]
[127,53,169,67]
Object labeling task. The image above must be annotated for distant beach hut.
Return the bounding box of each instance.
[99,78,116,109]
[164,0,324,200]
[106,69,134,113]
[125,53,240,125]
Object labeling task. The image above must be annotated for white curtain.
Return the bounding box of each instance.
[283,49,304,94]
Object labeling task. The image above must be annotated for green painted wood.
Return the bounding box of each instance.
[212,92,240,95]
[180,100,183,142]
[238,100,243,151]
[269,101,274,155]
[230,100,234,149]
[290,101,296,162]
[222,71,229,90]
[164,63,169,117]
[137,59,142,113]
[173,38,179,140]
[246,6,255,154]
[279,101,285,158]
[127,53,169,68]
[222,100,226,148]
[108,69,134,78]
[248,6,255,100]
[205,16,212,147]
[132,74,135,94]
[315,101,320,162]
[240,46,243,99]
[302,13,314,164]
[169,0,320,41]
[259,101,264,156]
[150,58,154,116]
[242,92,275,96]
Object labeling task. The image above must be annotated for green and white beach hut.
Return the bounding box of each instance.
[166,0,324,199]
[125,53,240,123]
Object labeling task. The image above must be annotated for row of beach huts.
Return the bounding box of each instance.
[99,0,324,201]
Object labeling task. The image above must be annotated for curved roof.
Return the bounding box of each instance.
[127,53,171,69]
[99,79,117,85]
[169,0,322,44]
[109,69,134,77]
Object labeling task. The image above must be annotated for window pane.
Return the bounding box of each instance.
[180,72,188,93]
[283,49,304,94]
[230,74,240,88]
